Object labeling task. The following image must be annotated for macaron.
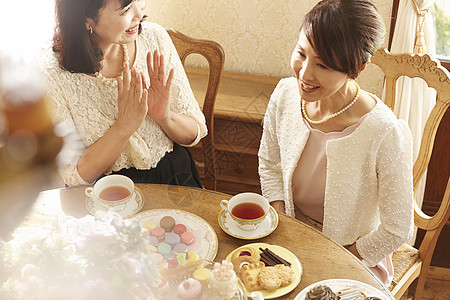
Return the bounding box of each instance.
[166,256,179,269]
[177,253,187,264]
[145,244,157,253]
[143,220,157,232]
[186,251,198,263]
[160,216,176,232]
[147,235,159,245]
[151,227,166,242]
[181,231,195,245]
[165,232,181,248]
[150,252,164,265]
[173,224,187,235]
[193,267,211,285]
[157,243,172,259]
[173,243,187,254]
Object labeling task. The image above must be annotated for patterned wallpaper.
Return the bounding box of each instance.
[144,0,392,97]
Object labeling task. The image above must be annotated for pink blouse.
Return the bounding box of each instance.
[292,116,366,223]
[292,115,393,286]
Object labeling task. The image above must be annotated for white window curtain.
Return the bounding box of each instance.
[388,0,436,220]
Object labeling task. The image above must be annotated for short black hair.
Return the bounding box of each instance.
[300,0,385,78]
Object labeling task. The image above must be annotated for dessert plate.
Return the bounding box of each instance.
[134,209,218,262]
[294,279,392,300]
[218,206,278,240]
[86,187,144,218]
[226,242,302,299]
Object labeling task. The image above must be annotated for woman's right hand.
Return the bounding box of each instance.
[77,65,148,183]
[116,64,148,135]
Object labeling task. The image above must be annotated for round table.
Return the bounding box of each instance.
[34,183,394,299]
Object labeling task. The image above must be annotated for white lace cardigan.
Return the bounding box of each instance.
[258,78,414,266]
[38,22,207,186]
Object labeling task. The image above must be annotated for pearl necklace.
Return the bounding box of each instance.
[301,81,360,125]
[95,44,129,88]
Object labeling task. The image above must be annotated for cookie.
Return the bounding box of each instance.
[258,266,282,291]
[274,264,295,287]
[240,261,265,291]
[231,246,261,276]
[337,287,365,299]
[231,246,261,262]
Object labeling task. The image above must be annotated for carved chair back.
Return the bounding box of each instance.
[166,29,225,190]
[371,48,450,300]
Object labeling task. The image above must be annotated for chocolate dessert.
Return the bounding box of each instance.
[305,285,337,300]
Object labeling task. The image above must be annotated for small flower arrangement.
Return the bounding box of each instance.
[0,211,159,300]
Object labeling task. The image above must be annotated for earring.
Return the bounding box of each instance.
[89,26,93,34]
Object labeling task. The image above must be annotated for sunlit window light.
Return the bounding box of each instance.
[0,0,55,60]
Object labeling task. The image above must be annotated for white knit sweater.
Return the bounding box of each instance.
[258,78,414,266]
[38,22,206,186]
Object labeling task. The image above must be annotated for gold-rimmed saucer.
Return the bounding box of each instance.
[218,206,278,240]
[86,187,144,218]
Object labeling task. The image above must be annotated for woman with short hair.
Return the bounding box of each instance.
[258,0,414,285]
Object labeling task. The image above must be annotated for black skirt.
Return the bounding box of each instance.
[98,143,202,188]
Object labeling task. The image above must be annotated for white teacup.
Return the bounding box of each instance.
[220,192,270,231]
[85,175,135,209]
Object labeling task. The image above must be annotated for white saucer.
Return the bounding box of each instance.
[218,206,279,239]
[86,187,144,218]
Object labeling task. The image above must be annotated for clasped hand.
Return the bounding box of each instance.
[116,50,174,135]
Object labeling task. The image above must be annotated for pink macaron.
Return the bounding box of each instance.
[151,227,166,242]
[180,231,195,245]
[173,224,187,235]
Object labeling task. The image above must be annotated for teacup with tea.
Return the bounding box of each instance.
[85,174,135,209]
[220,192,270,231]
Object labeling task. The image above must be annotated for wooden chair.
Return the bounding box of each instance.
[166,29,225,191]
[371,48,450,299]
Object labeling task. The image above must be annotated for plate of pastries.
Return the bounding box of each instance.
[294,279,391,300]
[227,242,302,299]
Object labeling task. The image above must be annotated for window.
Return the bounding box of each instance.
[389,0,450,71]
[432,0,450,69]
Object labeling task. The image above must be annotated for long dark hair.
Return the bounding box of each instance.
[52,0,143,74]
[300,0,385,78]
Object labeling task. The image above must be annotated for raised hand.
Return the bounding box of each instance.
[116,64,148,135]
[146,50,174,122]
